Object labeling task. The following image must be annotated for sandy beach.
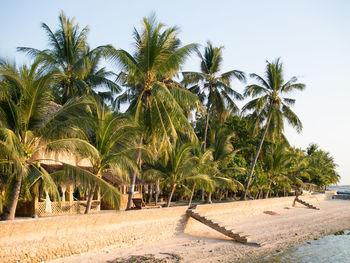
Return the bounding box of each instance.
[48,198,350,263]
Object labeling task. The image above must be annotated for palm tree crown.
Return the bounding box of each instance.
[105,14,199,142]
[182,41,246,150]
[18,12,119,104]
[243,58,305,140]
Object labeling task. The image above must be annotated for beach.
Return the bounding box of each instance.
[47,198,350,263]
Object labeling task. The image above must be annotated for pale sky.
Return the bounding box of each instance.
[1,0,349,184]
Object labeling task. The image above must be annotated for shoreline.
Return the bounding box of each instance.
[47,198,350,263]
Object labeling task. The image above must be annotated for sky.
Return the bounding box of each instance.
[1,0,349,184]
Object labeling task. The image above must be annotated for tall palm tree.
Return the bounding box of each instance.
[18,11,120,104]
[0,60,98,220]
[52,96,139,213]
[182,41,246,151]
[102,15,199,209]
[240,58,305,199]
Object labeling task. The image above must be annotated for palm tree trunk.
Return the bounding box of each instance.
[200,188,205,201]
[62,77,73,104]
[206,191,212,204]
[127,91,150,209]
[241,115,272,200]
[155,180,160,206]
[218,190,224,201]
[254,191,259,199]
[203,104,211,151]
[166,184,176,208]
[147,184,152,203]
[188,184,196,207]
[126,136,143,209]
[2,176,22,220]
[85,183,97,214]
[264,181,272,199]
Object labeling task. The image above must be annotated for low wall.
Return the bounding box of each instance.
[0,194,329,262]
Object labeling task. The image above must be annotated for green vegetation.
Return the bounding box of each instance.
[0,12,340,220]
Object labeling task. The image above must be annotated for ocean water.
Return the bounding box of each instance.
[327,185,350,192]
[257,185,350,263]
[258,231,350,263]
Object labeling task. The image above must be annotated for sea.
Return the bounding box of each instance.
[256,185,350,263]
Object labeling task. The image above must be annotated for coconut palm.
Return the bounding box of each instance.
[205,126,243,203]
[259,141,293,198]
[75,47,121,105]
[240,58,305,199]
[186,144,216,206]
[102,15,199,209]
[51,96,139,213]
[306,145,340,188]
[144,142,213,207]
[18,11,120,104]
[182,41,246,151]
[0,60,99,220]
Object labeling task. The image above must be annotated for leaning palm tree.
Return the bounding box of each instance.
[240,58,305,199]
[0,60,99,220]
[102,14,199,209]
[18,11,120,104]
[182,41,246,151]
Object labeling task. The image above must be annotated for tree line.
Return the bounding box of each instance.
[0,12,339,220]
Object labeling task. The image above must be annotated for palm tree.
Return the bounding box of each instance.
[144,142,212,207]
[306,144,340,188]
[0,60,98,220]
[74,47,121,105]
[182,41,246,151]
[206,126,243,203]
[259,141,293,198]
[52,96,139,213]
[18,11,120,104]
[102,15,199,209]
[241,58,305,199]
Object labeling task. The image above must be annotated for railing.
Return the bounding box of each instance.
[37,200,100,216]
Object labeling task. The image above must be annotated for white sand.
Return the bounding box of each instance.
[49,199,350,263]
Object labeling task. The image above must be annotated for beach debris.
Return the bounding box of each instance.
[334,230,345,235]
[109,253,182,263]
[263,211,279,216]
